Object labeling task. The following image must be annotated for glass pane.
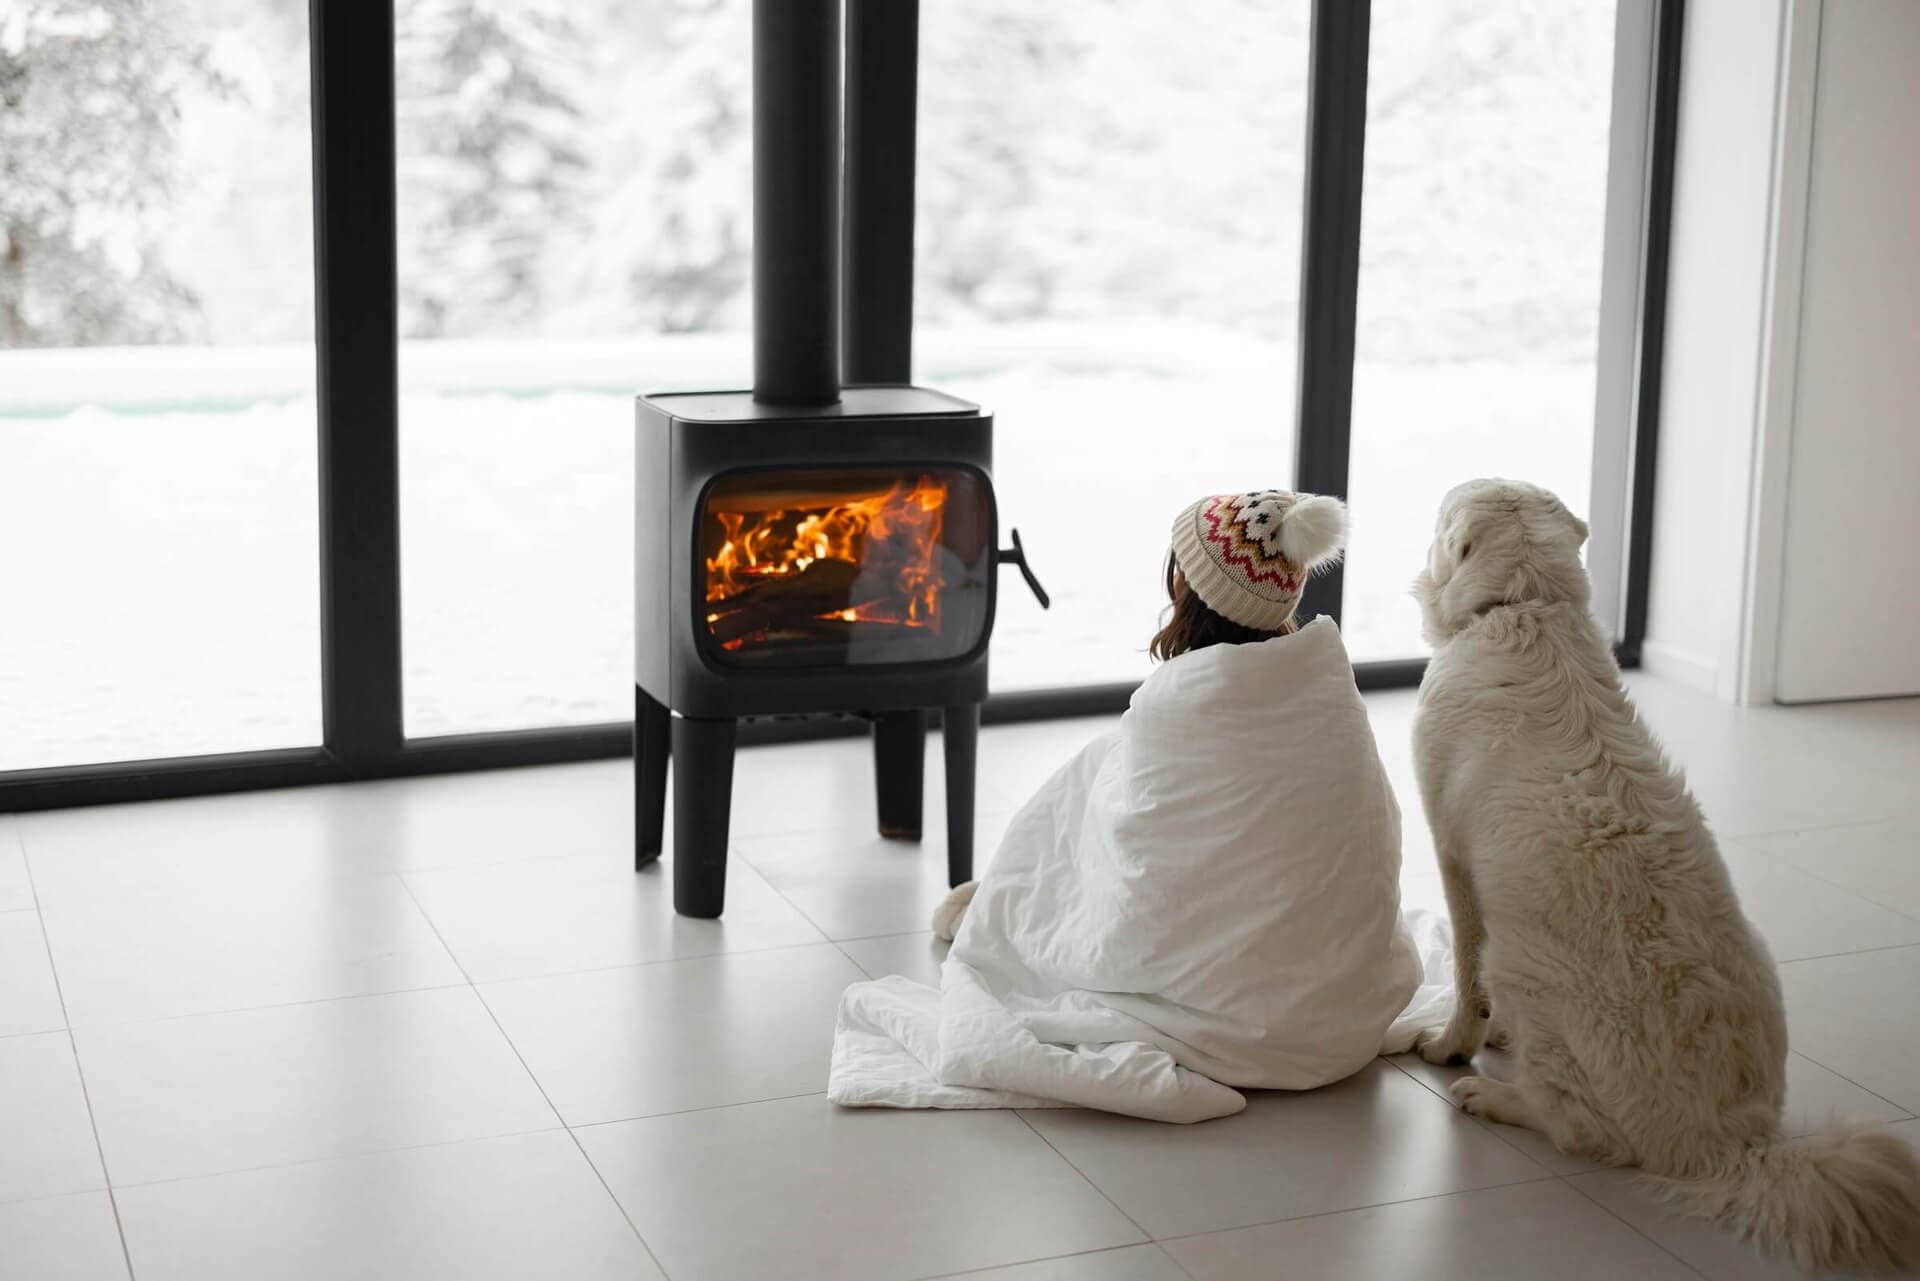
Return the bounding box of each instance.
[916,1,1311,691]
[1344,2,1617,660]
[0,0,320,771]
[395,0,751,736]
[700,468,993,668]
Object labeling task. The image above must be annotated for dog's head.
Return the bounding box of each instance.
[1413,478,1591,645]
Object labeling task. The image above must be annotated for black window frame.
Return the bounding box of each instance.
[0,0,1682,811]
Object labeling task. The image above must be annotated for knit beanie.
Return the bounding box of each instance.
[1169,490,1349,631]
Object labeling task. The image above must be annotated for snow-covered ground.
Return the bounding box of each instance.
[0,329,1593,769]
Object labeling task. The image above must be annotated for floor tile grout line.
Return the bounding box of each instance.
[22,912,848,1035]
[1009,1110,1157,1246]
[17,843,72,1031]
[559,1125,675,1281]
[0,1186,126,1214]
[741,843,860,949]
[29,824,482,1204]
[3,818,36,912]
[96,1124,572,1195]
[1753,848,1920,930]
[394,864,681,1281]
[559,1085,836,1131]
[0,907,66,1039]
[830,937,878,979]
[1776,1049,1918,1125]
[1774,941,1920,1119]
[831,926,950,946]
[1139,1167,1579,1249]
[417,851,677,1281]
[904,1241,1195,1281]
[470,936,846,992]
[1159,1240,1205,1281]
[1786,1051,1918,1125]
[42,980,478,1035]
[24,830,136,1276]
[1558,1171,1716,1281]
[63,1031,139,1281]
[1709,810,1917,845]
[1776,938,1920,969]
[390,874,565,1129]
[19,819,979,907]
[1379,1055,1572,1177]
[566,1089,830,1133]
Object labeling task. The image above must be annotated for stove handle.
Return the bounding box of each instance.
[995,528,1050,610]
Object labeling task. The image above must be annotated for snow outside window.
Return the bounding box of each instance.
[0,0,321,770]
[1345,0,1618,660]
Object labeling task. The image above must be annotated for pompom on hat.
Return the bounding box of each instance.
[1169,490,1349,631]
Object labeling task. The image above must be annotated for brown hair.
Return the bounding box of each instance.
[1148,553,1297,662]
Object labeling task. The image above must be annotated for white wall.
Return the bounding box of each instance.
[1641,0,1788,699]
[1771,0,1920,701]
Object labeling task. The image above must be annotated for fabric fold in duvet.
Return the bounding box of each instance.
[829,619,1454,1123]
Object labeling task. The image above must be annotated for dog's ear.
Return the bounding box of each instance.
[1545,496,1589,548]
[1279,495,1348,572]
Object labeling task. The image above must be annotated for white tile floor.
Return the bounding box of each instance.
[2,675,1917,1280]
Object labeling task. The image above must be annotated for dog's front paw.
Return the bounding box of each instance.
[1448,1075,1531,1129]
[1449,1075,1499,1116]
[1414,1020,1480,1066]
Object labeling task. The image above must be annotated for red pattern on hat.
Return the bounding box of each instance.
[1201,498,1304,594]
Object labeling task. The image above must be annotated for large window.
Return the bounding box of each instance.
[393,0,750,736]
[915,1,1310,690]
[0,0,1678,804]
[0,0,320,772]
[1344,1,1620,660]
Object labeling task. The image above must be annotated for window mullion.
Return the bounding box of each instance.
[310,0,404,770]
[1292,0,1371,627]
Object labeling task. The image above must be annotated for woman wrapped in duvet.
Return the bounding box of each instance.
[827,489,1443,1123]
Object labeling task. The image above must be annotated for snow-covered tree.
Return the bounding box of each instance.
[915,0,1309,340]
[914,0,1086,326]
[551,0,751,336]
[0,0,219,347]
[620,0,752,334]
[1359,0,1616,361]
[395,0,590,339]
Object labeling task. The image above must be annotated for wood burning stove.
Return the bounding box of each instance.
[633,0,1046,917]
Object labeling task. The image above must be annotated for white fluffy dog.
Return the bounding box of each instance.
[1412,478,1920,1274]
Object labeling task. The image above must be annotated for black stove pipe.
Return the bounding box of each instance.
[752,0,842,406]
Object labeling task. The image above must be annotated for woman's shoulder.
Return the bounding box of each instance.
[1132,618,1359,719]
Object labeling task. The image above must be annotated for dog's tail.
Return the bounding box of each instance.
[931,880,977,942]
[1646,1125,1920,1274]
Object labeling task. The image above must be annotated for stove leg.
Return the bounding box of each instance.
[942,702,980,888]
[872,710,927,840]
[635,687,671,870]
[672,715,737,918]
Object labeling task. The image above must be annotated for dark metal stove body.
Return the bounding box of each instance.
[635,387,995,719]
[635,387,1017,917]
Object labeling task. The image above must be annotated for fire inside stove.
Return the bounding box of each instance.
[698,467,992,668]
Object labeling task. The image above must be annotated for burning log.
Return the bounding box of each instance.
[706,557,875,645]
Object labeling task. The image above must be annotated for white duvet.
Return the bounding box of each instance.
[828,618,1454,1123]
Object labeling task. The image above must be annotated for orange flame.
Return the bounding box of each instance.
[705,477,949,647]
